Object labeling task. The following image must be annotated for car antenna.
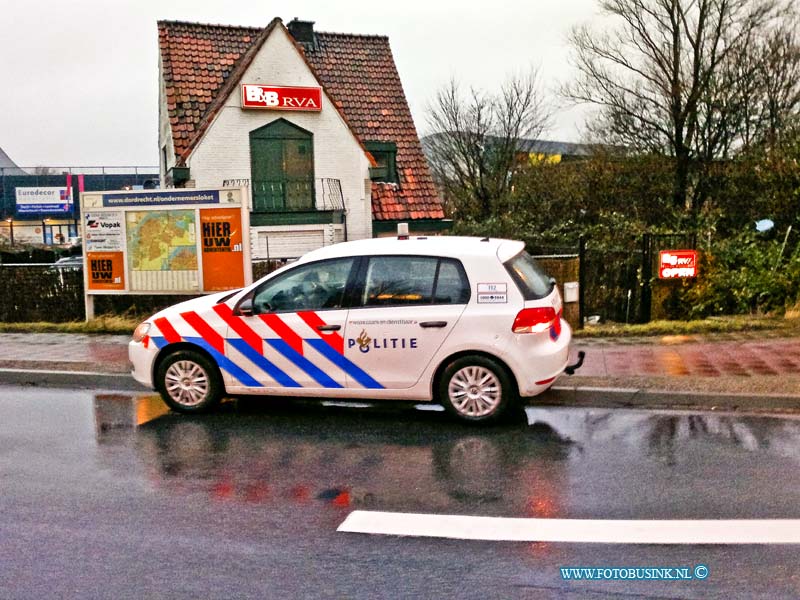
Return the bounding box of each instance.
[480,236,490,242]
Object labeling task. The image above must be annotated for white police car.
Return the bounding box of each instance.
[129,236,578,422]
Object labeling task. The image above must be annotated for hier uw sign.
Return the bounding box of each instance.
[241,84,322,111]
[659,250,698,279]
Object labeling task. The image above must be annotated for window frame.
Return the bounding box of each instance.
[249,118,316,213]
[365,141,398,184]
[350,254,471,310]
[244,256,362,314]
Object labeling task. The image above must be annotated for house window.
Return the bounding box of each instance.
[250,119,315,211]
[365,141,398,184]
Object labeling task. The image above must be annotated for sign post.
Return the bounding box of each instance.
[79,188,251,321]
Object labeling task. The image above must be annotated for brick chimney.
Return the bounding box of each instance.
[287,18,315,45]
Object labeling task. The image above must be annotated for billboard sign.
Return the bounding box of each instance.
[241,84,322,111]
[15,186,73,214]
[80,188,251,317]
[100,189,222,208]
[659,250,698,279]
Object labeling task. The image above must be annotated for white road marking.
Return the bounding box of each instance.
[337,511,800,544]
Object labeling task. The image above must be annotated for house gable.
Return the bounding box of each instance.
[157,18,444,221]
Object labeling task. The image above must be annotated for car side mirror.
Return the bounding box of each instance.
[235,298,254,317]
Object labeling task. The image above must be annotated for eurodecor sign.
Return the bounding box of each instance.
[659,250,698,279]
[15,187,73,214]
[241,84,322,111]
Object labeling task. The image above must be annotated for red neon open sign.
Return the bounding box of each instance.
[659,250,698,279]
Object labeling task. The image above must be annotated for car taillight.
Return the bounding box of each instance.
[512,307,556,333]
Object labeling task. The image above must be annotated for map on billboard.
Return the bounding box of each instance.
[126,210,198,291]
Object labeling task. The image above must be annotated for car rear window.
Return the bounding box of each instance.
[504,251,554,300]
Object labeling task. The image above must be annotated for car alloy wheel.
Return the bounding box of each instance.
[439,355,515,422]
[448,365,502,418]
[164,360,210,407]
[156,350,223,413]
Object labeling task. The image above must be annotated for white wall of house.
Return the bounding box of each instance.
[157,53,177,186]
[164,25,373,259]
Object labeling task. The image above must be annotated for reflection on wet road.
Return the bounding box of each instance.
[89,393,800,520]
[4,385,800,598]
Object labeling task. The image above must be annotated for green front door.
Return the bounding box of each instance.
[250,119,314,211]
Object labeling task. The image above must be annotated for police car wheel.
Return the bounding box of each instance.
[156,350,223,413]
[438,355,515,422]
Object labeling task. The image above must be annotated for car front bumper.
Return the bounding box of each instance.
[129,339,157,389]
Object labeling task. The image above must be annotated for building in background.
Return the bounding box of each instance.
[157,17,446,260]
[0,147,25,176]
[0,163,158,246]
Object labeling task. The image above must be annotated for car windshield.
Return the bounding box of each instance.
[504,251,554,300]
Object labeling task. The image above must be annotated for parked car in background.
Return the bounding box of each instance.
[52,256,84,269]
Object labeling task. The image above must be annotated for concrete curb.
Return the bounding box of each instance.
[0,368,148,392]
[539,385,800,411]
[1,368,799,412]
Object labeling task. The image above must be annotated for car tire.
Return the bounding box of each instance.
[155,349,223,414]
[438,355,516,423]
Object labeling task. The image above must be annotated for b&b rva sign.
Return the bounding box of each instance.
[241,84,322,111]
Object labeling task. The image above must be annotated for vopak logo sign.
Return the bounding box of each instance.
[241,84,322,111]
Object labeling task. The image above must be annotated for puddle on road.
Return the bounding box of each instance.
[90,394,800,519]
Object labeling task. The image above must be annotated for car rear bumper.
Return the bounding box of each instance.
[513,319,572,397]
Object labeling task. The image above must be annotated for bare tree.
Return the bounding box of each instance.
[425,71,551,220]
[563,0,790,215]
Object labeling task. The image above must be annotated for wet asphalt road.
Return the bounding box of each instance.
[2,385,800,599]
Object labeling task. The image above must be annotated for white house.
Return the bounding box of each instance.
[157,18,447,260]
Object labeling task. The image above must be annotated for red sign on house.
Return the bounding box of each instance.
[241,84,322,111]
[659,250,698,279]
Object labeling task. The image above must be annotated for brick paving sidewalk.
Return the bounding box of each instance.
[1,332,799,391]
[0,333,130,373]
[572,336,800,378]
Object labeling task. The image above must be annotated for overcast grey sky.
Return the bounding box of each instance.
[0,0,600,167]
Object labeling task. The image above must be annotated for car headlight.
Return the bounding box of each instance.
[132,322,151,343]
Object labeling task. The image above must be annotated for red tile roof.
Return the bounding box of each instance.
[157,19,443,221]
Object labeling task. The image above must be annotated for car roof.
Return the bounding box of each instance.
[298,236,525,264]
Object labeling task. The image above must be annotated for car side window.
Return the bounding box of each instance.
[362,256,438,306]
[359,256,470,307]
[433,259,470,304]
[252,258,355,313]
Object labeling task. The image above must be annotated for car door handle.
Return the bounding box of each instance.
[419,321,448,328]
[316,324,341,332]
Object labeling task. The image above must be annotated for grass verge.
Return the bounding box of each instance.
[0,315,140,335]
[575,315,800,338]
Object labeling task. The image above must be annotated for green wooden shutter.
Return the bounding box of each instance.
[250,119,314,211]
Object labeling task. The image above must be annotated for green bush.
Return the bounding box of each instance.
[676,230,800,317]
